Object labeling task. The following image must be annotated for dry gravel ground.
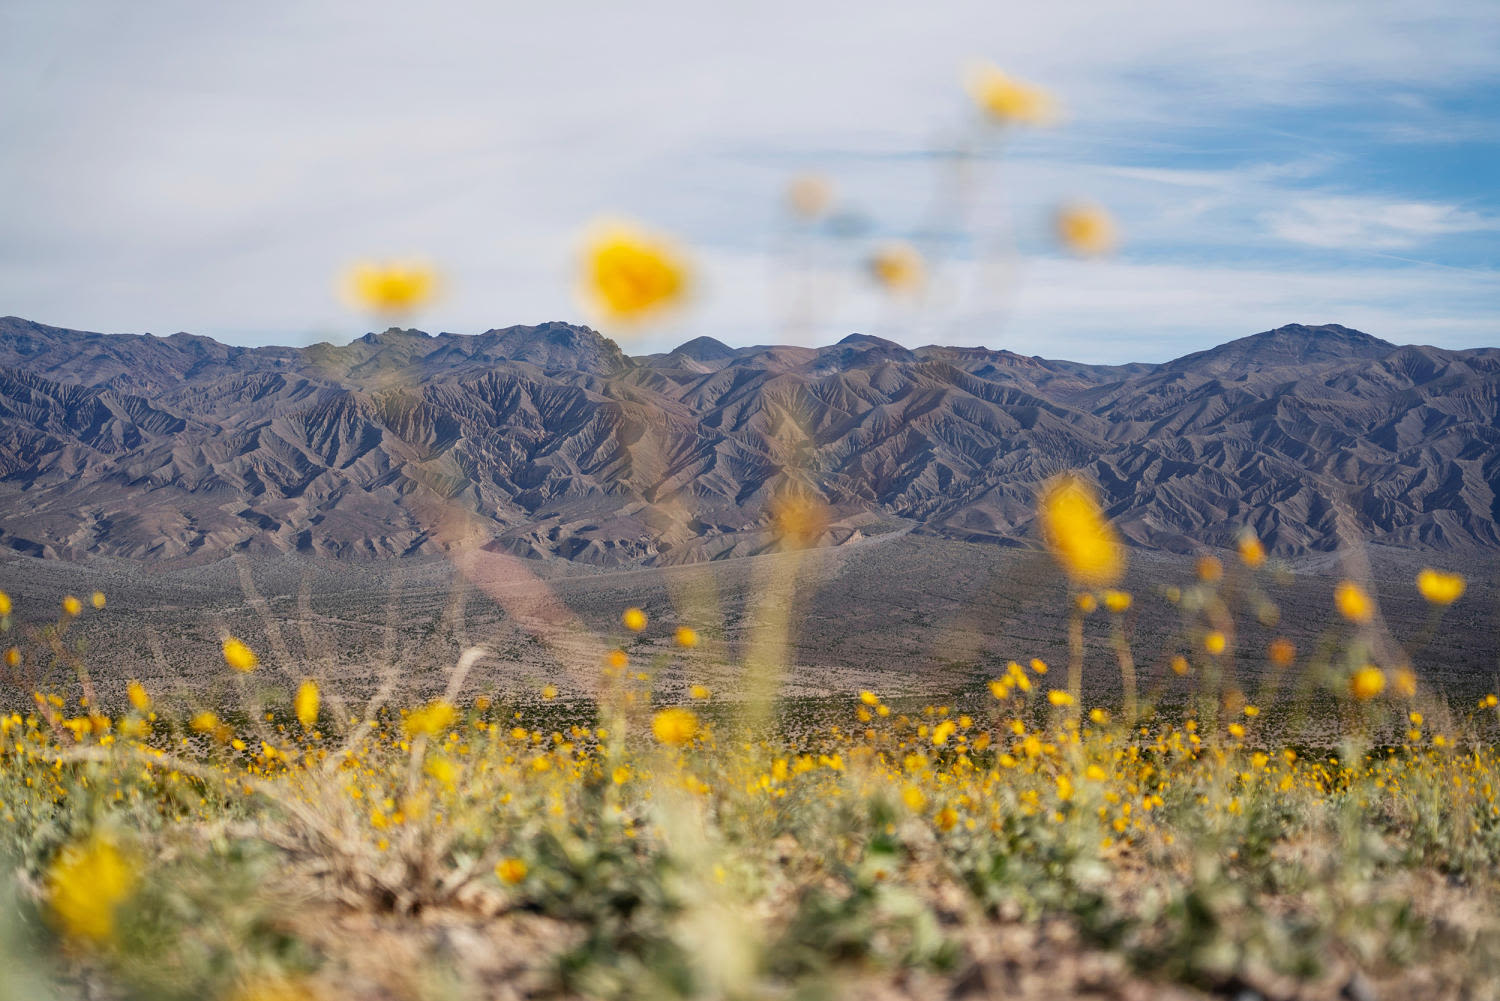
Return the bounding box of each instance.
[1,534,1497,714]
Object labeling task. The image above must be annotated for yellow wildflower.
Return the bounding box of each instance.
[902,785,927,812]
[1055,203,1117,256]
[1103,589,1132,613]
[496,858,528,885]
[1204,631,1227,656]
[405,700,457,738]
[966,62,1056,124]
[345,260,438,314]
[1046,690,1074,707]
[1392,667,1418,698]
[46,834,137,945]
[1037,474,1125,588]
[1335,581,1373,624]
[1197,556,1223,582]
[1416,568,1465,605]
[675,626,700,648]
[125,680,150,713]
[652,707,698,746]
[91,591,106,609]
[859,690,880,706]
[1350,666,1386,701]
[689,684,711,700]
[622,607,648,632]
[190,711,219,733]
[931,719,956,746]
[786,173,834,219]
[62,595,82,617]
[868,241,925,294]
[222,637,259,673]
[1269,638,1296,666]
[934,807,959,832]
[541,684,558,700]
[295,680,320,728]
[606,648,629,670]
[580,219,690,325]
[0,591,10,615]
[1237,533,1266,567]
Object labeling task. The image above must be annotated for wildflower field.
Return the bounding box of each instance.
[3,482,1500,1001]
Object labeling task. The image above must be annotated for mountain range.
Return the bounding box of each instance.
[1,316,1497,565]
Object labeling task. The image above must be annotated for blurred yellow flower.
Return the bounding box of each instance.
[222,637,259,673]
[62,595,82,617]
[786,173,834,219]
[690,684,711,700]
[868,241,925,294]
[622,607,648,632]
[345,260,438,315]
[966,63,1056,125]
[1416,568,1465,605]
[190,711,219,733]
[652,707,699,746]
[1046,690,1074,707]
[541,684,558,700]
[1392,667,1418,698]
[126,681,150,713]
[770,492,830,549]
[1103,590,1132,613]
[606,648,629,670]
[91,591,106,609]
[902,785,927,812]
[46,834,137,945]
[295,680,320,729]
[1037,474,1125,588]
[1237,534,1266,568]
[859,690,880,706]
[580,219,690,325]
[1196,556,1223,582]
[675,626,700,649]
[1055,203,1117,256]
[496,857,528,885]
[1335,581,1373,624]
[5,647,21,668]
[0,591,10,615]
[405,700,457,738]
[931,719,956,745]
[1350,665,1386,701]
[934,807,959,832]
[1268,638,1296,666]
[1204,631,1227,655]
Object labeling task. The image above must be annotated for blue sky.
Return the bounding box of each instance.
[1,0,1495,364]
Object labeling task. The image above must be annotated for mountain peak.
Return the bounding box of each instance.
[670,335,737,361]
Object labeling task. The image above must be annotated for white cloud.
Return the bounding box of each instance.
[1264,196,1500,250]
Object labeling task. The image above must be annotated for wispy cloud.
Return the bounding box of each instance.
[1264,196,1500,250]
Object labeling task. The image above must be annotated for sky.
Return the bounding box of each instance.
[1,0,1496,364]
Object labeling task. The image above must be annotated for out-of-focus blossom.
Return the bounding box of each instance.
[46,833,137,945]
[580,218,690,325]
[345,260,439,315]
[769,492,830,549]
[1417,568,1465,605]
[1055,203,1117,256]
[295,680,320,728]
[675,626,700,649]
[652,707,698,746]
[786,173,834,220]
[966,63,1056,125]
[622,607,648,632]
[1237,532,1267,568]
[1350,665,1386,701]
[222,637,259,673]
[1037,474,1125,588]
[62,595,82,617]
[1335,581,1373,624]
[867,241,925,294]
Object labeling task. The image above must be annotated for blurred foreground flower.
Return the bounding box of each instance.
[769,492,830,549]
[1335,581,1373,624]
[786,173,834,220]
[652,707,698,746]
[344,260,439,315]
[1055,203,1117,256]
[1417,568,1465,605]
[622,607,648,632]
[1036,474,1125,588]
[966,63,1056,125]
[46,834,137,945]
[868,241,925,295]
[295,680,320,728]
[579,218,690,326]
[62,595,82,617]
[222,637,259,673]
[1350,665,1386,701]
